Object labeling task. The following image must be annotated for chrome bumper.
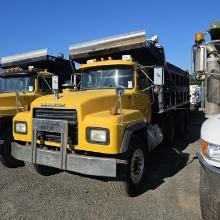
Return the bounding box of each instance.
[12,142,117,177]
[197,152,220,198]
[197,152,220,175]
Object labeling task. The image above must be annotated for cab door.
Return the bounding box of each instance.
[133,69,152,122]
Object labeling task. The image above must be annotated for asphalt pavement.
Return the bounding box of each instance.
[0,111,204,220]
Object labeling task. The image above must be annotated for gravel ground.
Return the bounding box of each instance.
[0,111,204,220]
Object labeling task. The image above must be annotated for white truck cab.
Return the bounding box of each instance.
[193,22,220,220]
[197,114,220,220]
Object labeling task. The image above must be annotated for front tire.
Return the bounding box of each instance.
[25,161,59,176]
[0,131,24,168]
[128,141,146,192]
[109,135,148,196]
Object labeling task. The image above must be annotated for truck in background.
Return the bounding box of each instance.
[193,22,220,220]
[190,85,203,110]
[0,49,74,167]
[11,31,189,195]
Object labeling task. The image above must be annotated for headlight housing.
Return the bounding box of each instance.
[14,121,27,134]
[86,127,110,145]
[207,143,220,161]
[202,140,220,161]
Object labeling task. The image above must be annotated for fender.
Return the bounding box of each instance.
[120,121,146,153]
[120,121,163,153]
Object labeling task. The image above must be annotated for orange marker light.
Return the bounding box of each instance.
[24,105,30,112]
[110,106,118,115]
[195,32,205,42]
[201,140,208,156]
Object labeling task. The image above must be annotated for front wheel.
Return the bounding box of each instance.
[109,135,148,196]
[0,133,24,168]
[25,162,59,176]
[128,142,146,191]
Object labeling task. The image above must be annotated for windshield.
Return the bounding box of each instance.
[0,77,34,93]
[81,66,134,90]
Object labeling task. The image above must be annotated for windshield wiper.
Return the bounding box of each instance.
[42,76,52,91]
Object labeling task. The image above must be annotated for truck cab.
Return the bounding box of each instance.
[193,22,220,220]
[0,71,53,116]
[0,49,74,167]
[11,31,189,195]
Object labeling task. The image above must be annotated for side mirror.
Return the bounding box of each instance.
[52,75,59,99]
[71,73,81,89]
[193,45,206,74]
[116,86,125,97]
[154,67,164,85]
[52,75,59,91]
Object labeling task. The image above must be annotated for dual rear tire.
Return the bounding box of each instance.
[159,110,187,146]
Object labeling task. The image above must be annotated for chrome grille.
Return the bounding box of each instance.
[34,108,78,145]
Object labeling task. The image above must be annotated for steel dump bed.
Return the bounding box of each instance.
[69,31,165,66]
[0,49,74,76]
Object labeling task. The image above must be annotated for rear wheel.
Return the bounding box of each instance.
[108,135,148,196]
[25,161,59,176]
[0,130,24,168]
[160,114,175,146]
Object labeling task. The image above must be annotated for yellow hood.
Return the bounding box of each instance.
[31,89,123,122]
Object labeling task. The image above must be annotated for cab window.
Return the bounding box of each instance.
[38,76,52,92]
[137,69,149,90]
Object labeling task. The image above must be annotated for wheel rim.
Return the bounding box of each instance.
[130,148,145,185]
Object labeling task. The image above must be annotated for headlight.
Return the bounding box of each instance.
[86,127,109,145]
[207,143,220,161]
[14,121,27,134]
[201,140,220,161]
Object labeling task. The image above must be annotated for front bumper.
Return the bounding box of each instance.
[12,142,117,177]
[197,152,220,198]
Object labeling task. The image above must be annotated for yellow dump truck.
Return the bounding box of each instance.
[11,31,189,195]
[0,49,74,167]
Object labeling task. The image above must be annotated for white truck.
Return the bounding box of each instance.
[193,22,220,220]
[190,85,202,110]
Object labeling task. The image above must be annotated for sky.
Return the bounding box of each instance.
[0,0,219,71]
